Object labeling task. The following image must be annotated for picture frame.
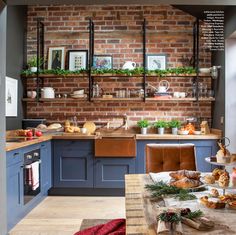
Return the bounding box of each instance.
[93,55,113,69]
[146,54,167,70]
[5,77,18,117]
[68,50,88,71]
[48,47,65,70]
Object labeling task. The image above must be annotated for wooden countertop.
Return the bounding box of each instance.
[6,131,221,152]
[136,133,220,140]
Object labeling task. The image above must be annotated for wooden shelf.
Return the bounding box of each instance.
[21,73,212,79]
[91,98,143,102]
[22,98,87,102]
[146,97,215,102]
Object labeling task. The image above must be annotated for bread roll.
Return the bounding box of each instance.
[47,123,62,130]
[169,170,200,180]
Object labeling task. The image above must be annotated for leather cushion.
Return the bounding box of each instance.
[146,144,196,173]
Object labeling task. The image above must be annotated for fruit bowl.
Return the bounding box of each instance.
[178,130,189,135]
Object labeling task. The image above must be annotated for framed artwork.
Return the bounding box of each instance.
[48,47,65,70]
[93,55,113,69]
[68,50,88,71]
[5,77,18,117]
[146,54,167,70]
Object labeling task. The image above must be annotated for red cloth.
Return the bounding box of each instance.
[74,218,125,235]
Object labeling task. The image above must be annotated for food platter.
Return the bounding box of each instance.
[205,157,236,167]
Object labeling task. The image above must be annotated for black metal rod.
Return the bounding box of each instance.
[143,18,146,102]
[193,21,196,68]
[36,19,40,102]
[88,19,93,102]
[196,18,200,102]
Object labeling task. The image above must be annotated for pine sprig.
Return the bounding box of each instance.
[184,210,203,219]
[175,191,197,201]
[158,211,181,223]
[145,181,189,198]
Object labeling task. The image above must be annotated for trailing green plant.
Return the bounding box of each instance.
[27,56,44,68]
[154,120,167,128]
[168,120,181,128]
[137,119,149,128]
[21,66,197,77]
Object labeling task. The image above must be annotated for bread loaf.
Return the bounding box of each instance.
[170,177,201,189]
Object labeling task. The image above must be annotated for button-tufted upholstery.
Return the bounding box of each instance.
[145,144,196,173]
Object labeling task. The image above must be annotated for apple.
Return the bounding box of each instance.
[35,130,42,137]
[26,131,33,137]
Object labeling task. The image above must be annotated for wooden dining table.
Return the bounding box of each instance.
[125,174,236,235]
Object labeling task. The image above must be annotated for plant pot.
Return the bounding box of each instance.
[158,127,165,135]
[172,127,178,135]
[141,127,148,135]
[30,67,37,73]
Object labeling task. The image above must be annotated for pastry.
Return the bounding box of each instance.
[74,126,80,133]
[170,177,202,189]
[228,201,236,209]
[218,170,230,187]
[65,126,75,133]
[204,175,215,184]
[212,168,224,180]
[210,189,219,197]
[169,170,201,180]
[200,196,225,209]
[47,123,62,130]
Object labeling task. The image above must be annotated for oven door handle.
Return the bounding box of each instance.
[23,160,42,169]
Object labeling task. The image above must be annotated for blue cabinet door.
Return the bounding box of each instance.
[136,140,179,173]
[40,141,52,194]
[94,158,135,188]
[7,162,23,231]
[181,140,218,172]
[53,140,94,188]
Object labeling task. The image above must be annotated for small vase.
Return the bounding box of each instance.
[172,127,178,135]
[158,127,165,135]
[30,67,37,73]
[141,127,148,135]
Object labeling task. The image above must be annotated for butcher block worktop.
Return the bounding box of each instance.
[5,129,221,152]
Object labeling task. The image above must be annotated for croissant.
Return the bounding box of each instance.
[170,177,201,189]
[169,170,201,180]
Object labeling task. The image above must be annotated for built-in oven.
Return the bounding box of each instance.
[23,149,41,205]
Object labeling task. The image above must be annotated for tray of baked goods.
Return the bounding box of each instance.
[202,168,236,190]
[199,188,236,210]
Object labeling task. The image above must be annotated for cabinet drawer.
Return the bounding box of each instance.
[95,138,136,157]
[7,150,23,167]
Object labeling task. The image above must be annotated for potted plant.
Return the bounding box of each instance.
[137,119,149,135]
[168,120,181,135]
[154,120,167,135]
[27,56,43,73]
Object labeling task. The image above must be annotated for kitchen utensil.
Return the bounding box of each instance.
[41,87,55,99]
[27,91,37,99]
[122,61,136,70]
[83,122,96,134]
[158,80,170,93]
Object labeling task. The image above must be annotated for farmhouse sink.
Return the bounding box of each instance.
[95,136,136,157]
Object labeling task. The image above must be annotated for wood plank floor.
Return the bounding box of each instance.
[9,196,125,235]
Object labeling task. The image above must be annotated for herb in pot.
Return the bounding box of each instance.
[137,119,149,135]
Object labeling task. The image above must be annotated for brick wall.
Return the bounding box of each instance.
[26,5,212,128]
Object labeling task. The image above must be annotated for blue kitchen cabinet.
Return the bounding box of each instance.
[53,140,94,187]
[40,141,52,194]
[7,152,24,231]
[136,139,218,173]
[181,140,218,172]
[94,157,135,188]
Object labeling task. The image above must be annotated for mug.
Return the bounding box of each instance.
[27,91,37,99]
[179,92,187,98]
[81,128,87,134]
[173,92,180,98]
